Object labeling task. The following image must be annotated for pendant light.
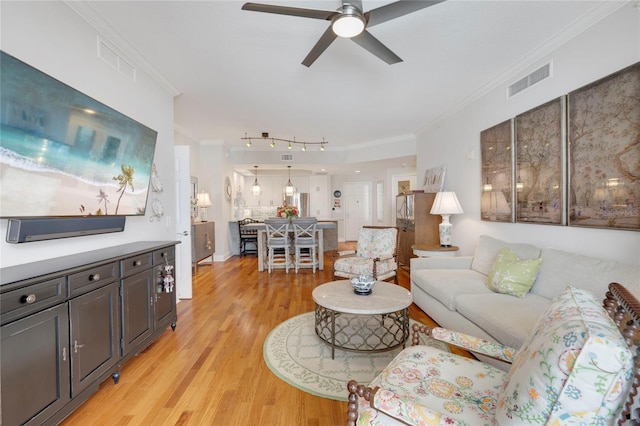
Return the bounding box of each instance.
[252,165,261,196]
[284,165,295,197]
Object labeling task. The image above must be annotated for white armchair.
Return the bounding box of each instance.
[347,283,640,426]
[333,226,399,283]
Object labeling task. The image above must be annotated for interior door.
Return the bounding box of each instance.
[344,182,371,241]
[174,146,193,299]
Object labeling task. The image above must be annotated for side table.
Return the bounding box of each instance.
[411,243,459,257]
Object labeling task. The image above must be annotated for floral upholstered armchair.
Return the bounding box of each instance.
[347,283,640,426]
[333,226,399,284]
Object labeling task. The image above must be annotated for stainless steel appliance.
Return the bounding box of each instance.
[285,193,310,217]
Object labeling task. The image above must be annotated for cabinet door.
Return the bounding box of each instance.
[154,263,176,331]
[1,304,70,426]
[121,270,153,355]
[69,283,120,396]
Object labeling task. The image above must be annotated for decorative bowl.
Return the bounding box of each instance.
[350,275,375,295]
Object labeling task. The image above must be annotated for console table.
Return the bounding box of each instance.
[191,221,215,273]
[0,241,179,426]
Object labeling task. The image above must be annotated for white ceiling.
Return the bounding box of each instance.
[80,0,619,174]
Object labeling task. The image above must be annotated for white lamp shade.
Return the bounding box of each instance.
[430,192,464,215]
[332,15,365,38]
[196,192,212,207]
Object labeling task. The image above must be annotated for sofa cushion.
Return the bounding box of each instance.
[471,235,541,276]
[455,292,550,349]
[411,269,491,310]
[496,286,634,424]
[486,247,543,298]
[532,247,640,301]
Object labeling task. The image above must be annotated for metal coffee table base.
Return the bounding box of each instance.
[314,303,410,359]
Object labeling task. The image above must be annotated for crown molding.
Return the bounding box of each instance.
[417,0,628,135]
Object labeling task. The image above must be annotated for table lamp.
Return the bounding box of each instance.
[430,191,464,247]
[197,192,212,222]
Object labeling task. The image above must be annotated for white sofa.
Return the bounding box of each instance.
[410,235,640,369]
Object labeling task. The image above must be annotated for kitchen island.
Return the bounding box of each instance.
[229,220,337,271]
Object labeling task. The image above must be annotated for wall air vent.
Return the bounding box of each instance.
[281,154,294,162]
[98,37,136,81]
[508,62,551,98]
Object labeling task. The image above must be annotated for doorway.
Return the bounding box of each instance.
[344,182,371,241]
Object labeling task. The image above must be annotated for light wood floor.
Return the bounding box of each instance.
[61,247,465,426]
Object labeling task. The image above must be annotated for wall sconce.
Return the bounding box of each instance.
[430,191,464,247]
[197,191,212,222]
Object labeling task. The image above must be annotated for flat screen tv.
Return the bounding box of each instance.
[0,51,158,218]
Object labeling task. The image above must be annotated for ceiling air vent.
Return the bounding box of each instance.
[281,154,294,162]
[508,63,551,98]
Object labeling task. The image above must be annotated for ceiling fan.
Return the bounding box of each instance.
[242,0,444,67]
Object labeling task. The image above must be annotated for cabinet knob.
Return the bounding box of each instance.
[20,294,37,304]
[89,273,100,281]
[134,260,142,266]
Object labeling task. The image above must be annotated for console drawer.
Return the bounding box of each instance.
[121,253,154,278]
[1,277,67,325]
[154,246,175,265]
[68,262,118,297]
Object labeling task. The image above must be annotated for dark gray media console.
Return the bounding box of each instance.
[0,241,179,425]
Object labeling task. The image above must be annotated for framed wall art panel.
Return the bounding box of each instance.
[568,62,640,231]
[515,97,565,225]
[480,119,513,222]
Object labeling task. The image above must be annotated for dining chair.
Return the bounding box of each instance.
[291,217,318,273]
[264,218,292,273]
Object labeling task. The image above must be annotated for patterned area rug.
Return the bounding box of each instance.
[263,311,450,401]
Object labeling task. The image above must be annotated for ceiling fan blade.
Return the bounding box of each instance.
[302,26,338,67]
[366,1,444,27]
[242,3,336,20]
[352,30,402,64]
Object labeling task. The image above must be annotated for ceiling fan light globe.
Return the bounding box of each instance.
[332,15,365,38]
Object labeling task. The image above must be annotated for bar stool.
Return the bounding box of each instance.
[238,218,259,256]
[264,218,292,273]
[291,217,318,273]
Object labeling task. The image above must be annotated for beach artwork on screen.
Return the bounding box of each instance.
[0,52,157,218]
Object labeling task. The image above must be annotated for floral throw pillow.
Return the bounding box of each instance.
[485,247,542,298]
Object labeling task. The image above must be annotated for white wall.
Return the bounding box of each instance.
[416,4,640,265]
[0,2,176,267]
[195,143,235,261]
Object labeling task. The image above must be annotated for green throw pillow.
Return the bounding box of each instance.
[486,247,542,298]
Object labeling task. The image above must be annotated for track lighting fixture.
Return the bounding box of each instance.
[241,132,328,151]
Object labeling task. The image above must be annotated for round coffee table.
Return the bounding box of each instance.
[312,280,412,359]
